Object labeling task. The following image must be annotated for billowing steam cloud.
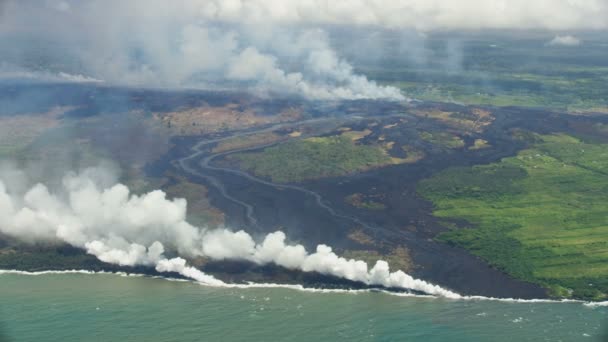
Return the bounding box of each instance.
[0,1,404,100]
[2,1,606,99]
[0,166,459,298]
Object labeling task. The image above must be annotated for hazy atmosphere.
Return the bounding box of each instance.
[1,1,607,341]
[1,0,606,96]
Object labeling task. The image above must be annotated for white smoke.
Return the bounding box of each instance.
[547,35,582,47]
[0,166,459,298]
[4,1,604,100]
[0,1,404,101]
[0,69,104,84]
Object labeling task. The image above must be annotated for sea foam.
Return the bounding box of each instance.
[1,268,600,306]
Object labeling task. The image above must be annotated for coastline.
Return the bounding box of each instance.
[2,268,604,305]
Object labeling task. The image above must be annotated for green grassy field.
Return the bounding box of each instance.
[346,32,608,112]
[383,69,608,112]
[419,131,465,149]
[0,244,109,272]
[231,136,393,183]
[418,133,608,300]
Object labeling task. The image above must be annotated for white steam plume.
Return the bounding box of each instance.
[0,1,404,101]
[0,166,458,298]
[2,1,606,99]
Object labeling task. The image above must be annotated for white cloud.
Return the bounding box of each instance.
[197,0,608,30]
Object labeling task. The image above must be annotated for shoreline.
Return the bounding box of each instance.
[159,106,550,300]
[1,268,603,306]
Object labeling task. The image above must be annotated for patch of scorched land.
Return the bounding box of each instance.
[156,104,302,136]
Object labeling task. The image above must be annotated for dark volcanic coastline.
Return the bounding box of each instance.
[7,83,608,300]
[151,101,595,299]
[0,243,425,295]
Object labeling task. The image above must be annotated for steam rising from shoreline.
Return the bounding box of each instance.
[0,166,458,298]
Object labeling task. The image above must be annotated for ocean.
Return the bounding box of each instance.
[0,272,606,341]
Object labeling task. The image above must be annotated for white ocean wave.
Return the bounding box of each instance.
[583,301,608,308]
[3,268,603,306]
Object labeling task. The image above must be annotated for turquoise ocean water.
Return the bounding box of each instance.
[1,272,606,341]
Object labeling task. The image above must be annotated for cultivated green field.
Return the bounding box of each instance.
[231,136,393,183]
[419,133,608,300]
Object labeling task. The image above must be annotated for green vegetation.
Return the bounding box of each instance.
[351,32,608,112]
[469,139,491,150]
[399,145,426,163]
[340,129,372,141]
[0,245,110,272]
[342,247,413,273]
[419,133,608,300]
[212,132,283,153]
[389,76,608,111]
[419,131,465,149]
[412,108,493,133]
[231,136,393,183]
[345,193,386,211]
